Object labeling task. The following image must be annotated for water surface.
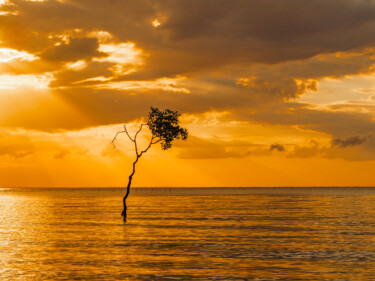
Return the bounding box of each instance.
[1,187,375,280]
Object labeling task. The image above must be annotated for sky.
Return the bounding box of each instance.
[2,0,375,187]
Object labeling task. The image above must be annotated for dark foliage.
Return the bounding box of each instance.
[147,107,188,150]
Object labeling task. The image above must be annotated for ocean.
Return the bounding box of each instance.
[1,187,375,280]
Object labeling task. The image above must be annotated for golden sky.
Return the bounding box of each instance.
[2,0,375,187]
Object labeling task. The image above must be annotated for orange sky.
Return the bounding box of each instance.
[1,0,375,187]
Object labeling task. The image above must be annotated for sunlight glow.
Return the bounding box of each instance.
[0,11,18,15]
[0,74,53,90]
[95,43,144,65]
[87,30,113,43]
[236,76,258,87]
[152,19,161,28]
[93,77,191,94]
[73,76,112,84]
[65,60,87,71]
[0,48,37,62]
[297,73,375,108]
[109,64,137,76]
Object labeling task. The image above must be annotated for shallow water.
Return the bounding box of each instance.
[1,188,375,280]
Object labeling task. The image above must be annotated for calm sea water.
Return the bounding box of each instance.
[1,187,375,280]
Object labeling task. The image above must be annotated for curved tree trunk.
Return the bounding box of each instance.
[122,156,139,222]
[115,123,157,222]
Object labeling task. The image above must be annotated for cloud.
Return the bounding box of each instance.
[288,140,321,159]
[4,1,375,186]
[240,102,375,138]
[1,0,375,155]
[284,137,375,161]
[1,0,375,73]
[0,130,34,158]
[175,132,300,160]
[270,143,285,152]
[49,61,114,87]
[137,0,375,77]
[332,135,369,148]
[101,143,126,158]
[0,128,99,162]
[40,37,105,62]
[176,136,258,159]
[54,147,70,159]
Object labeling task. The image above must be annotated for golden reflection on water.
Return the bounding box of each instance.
[1,189,375,280]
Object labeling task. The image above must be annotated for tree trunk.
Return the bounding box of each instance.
[122,156,139,222]
[121,177,132,221]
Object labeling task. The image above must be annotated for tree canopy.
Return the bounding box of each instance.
[147,107,188,150]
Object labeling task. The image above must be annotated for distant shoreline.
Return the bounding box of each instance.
[2,186,375,196]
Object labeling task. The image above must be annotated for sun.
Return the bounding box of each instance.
[152,19,161,28]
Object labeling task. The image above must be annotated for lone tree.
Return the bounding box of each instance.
[112,107,188,221]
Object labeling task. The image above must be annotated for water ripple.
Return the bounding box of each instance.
[1,190,375,280]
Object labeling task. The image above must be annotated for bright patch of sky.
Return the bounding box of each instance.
[0,74,53,90]
[0,48,37,62]
[297,73,375,107]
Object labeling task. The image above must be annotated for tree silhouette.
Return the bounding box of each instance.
[112,107,188,221]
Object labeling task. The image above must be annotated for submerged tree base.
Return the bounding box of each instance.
[121,202,127,222]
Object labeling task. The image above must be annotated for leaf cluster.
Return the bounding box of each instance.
[147,107,188,150]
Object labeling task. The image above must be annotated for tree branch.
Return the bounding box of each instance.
[138,136,157,157]
[123,124,135,142]
[151,138,161,145]
[134,123,146,141]
[134,123,148,156]
[112,124,140,149]
[113,123,158,157]
[138,142,152,157]
[111,130,126,149]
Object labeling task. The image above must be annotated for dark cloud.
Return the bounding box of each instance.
[136,0,375,78]
[1,0,375,149]
[270,144,285,152]
[239,103,375,138]
[332,135,369,148]
[1,0,375,81]
[0,0,156,53]
[284,137,375,161]
[40,37,105,62]
[2,0,375,71]
[49,61,114,87]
